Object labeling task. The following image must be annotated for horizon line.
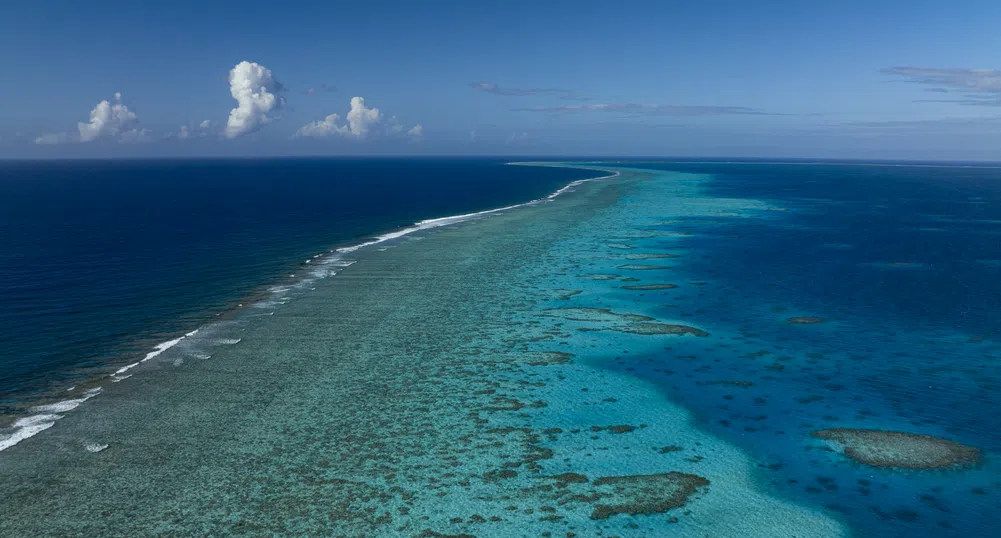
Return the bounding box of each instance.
[3,155,1001,166]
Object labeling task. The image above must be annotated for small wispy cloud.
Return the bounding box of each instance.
[881,66,1001,106]
[847,116,1001,128]
[470,81,572,97]
[302,84,337,95]
[471,81,592,102]
[167,119,214,140]
[513,103,769,117]
[505,131,529,145]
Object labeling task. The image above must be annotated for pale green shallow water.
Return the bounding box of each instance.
[0,166,845,537]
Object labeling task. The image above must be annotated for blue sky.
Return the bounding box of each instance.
[2,0,1000,160]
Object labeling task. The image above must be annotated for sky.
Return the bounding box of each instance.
[2,0,1000,160]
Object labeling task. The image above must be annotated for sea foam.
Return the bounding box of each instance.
[0,388,102,452]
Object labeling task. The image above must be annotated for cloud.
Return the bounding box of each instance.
[224,61,285,139]
[77,93,147,142]
[296,113,346,138]
[296,96,420,141]
[505,131,529,145]
[344,97,382,137]
[168,120,214,141]
[118,128,152,143]
[389,116,422,140]
[35,93,149,145]
[881,66,1001,106]
[471,81,572,96]
[35,132,69,145]
[471,81,590,101]
[846,116,1001,129]
[514,103,769,116]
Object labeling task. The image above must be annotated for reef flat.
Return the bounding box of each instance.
[0,165,845,537]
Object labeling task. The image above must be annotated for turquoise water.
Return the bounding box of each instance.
[0,163,996,536]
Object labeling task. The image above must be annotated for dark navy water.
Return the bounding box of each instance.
[0,158,598,406]
[652,161,1001,338]
[607,162,1001,537]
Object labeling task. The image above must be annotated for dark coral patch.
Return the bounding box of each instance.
[540,308,653,323]
[582,323,708,337]
[621,284,678,291]
[622,253,680,260]
[548,289,583,300]
[547,473,590,486]
[579,273,621,281]
[699,380,754,388]
[617,264,673,271]
[519,351,573,366]
[788,317,825,324]
[589,472,709,520]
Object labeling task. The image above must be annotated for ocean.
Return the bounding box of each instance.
[0,159,998,537]
[0,158,598,406]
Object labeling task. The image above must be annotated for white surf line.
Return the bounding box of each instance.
[335,166,620,255]
[0,387,103,452]
[112,329,199,378]
[0,325,209,452]
[0,327,207,452]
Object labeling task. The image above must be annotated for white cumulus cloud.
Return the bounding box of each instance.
[297,97,421,141]
[170,120,214,140]
[296,113,347,138]
[224,61,284,139]
[344,96,382,137]
[36,93,149,145]
[78,94,142,142]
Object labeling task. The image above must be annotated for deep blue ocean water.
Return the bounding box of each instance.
[0,158,598,406]
[600,161,1001,536]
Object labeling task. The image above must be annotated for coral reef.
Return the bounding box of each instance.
[787,317,825,324]
[812,429,982,470]
[621,284,678,290]
[540,308,653,323]
[617,264,673,271]
[582,323,709,337]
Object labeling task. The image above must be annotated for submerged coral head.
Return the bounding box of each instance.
[813,428,981,470]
